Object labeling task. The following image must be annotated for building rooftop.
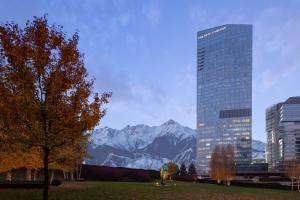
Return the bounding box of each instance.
[284,96,300,104]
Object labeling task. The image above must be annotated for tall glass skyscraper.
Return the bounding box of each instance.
[196,24,252,173]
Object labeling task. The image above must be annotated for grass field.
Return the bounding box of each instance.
[0,181,299,200]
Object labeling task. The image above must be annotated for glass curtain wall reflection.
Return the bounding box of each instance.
[196,24,252,173]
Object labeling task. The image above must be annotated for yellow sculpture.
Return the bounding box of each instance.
[160,162,178,186]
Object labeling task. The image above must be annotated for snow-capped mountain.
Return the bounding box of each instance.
[252,140,266,160]
[87,120,266,170]
[92,120,195,152]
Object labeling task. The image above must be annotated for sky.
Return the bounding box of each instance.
[1,0,300,142]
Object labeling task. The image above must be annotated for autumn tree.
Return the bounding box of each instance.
[210,145,222,183]
[210,144,235,185]
[223,144,235,186]
[50,133,90,181]
[167,162,178,180]
[285,160,300,191]
[0,147,22,181]
[0,16,111,200]
[297,164,300,191]
[0,132,13,180]
[0,129,41,181]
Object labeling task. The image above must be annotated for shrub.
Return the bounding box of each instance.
[173,175,197,182]
[80,165,158,182]
[0,180,44,188]
[51,179,62,186]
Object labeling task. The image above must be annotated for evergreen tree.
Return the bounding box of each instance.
[179,163,187,176]
[188,162,197,176]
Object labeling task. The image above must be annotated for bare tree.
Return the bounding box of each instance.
[223,144,235,186]
[296,164,300,191]
[210,144,236,186]
[210,145,222,183]
[285,160,300,191]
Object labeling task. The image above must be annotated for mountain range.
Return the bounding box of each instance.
[86,120,266,170]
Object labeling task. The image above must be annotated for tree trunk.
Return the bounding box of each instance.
[50,170,54,185]
[33,169,37,181]
[63,171,66,180]
[43,147,49,200]
[70,171,74,180]
[76,162,79,179]
[5,170,12,181]
[26,168,32,181]
[78,164,82,180]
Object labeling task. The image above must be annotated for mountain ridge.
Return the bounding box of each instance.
[87,120,265,170]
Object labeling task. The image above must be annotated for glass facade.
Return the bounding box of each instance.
[196,24,252,173]
[266,103,282,170]
[266,97,300,171]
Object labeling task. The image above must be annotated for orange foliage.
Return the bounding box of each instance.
[0,16,111,199]
[210,144,235,185]
[0,146,42,173]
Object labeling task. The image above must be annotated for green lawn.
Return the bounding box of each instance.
[0,181,299,200]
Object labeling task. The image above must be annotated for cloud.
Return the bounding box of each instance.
[119,14,130,26]
[130,82,165,105]
[93,66,165,105]
[189,6,208,22]
[125,34,145,53]
[188,4,300,90]
[260,60,300,89]
[253,7,300,89]
[95,68,167,128]
[0,0,44,24]
[142,0,161,24]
